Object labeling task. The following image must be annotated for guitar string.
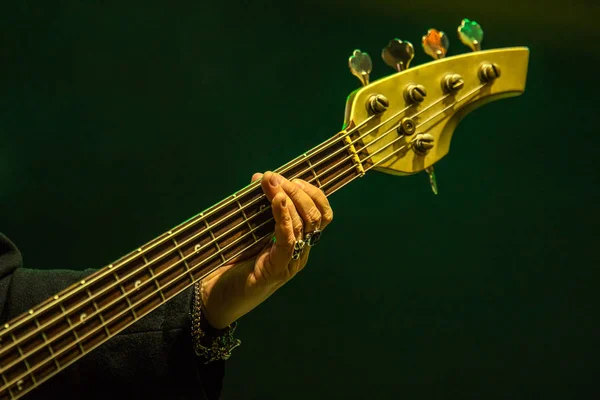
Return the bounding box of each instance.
[1,97,454,391]
[0,83,487,388]
[0,133,409,381]
[0,137,418,395]
[0,163,377,394]
[0,83,487,386]
[0,96,418,346]
[0,83,463,350]
[0,117,370,339]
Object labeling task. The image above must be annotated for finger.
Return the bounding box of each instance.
[291,179,333,230]
[260,171,284,202]
[251,172,263,183]
[280,179,322,232]
[261,171,303,239]
[268,192,295,269]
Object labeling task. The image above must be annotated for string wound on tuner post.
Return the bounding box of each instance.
[458,18,484,51]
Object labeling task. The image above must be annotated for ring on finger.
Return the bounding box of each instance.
[291,239,305,260]
[304,228,322,247]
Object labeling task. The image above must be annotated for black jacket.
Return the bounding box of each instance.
[0,233,224,399]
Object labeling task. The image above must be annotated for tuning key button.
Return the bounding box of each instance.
[479,63,501,82]
[382,39,415,72]
[458,18,484,52]
[366,94,389,114]
[404,84,427,104]
[348,49,373,87]
[442,73,465,93]
[422,29,449,60]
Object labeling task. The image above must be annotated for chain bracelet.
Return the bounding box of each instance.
[190,282,241,364]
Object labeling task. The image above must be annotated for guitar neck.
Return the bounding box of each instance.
[0,129,371,398]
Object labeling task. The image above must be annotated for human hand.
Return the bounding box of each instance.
[199,171,333,329]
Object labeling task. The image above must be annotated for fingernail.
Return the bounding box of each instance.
[292,179,304,189]
[269,173,283,187]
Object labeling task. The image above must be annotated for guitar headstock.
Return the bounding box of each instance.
[344,19,529,193]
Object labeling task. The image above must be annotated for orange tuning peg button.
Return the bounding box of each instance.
[422,29,449,60]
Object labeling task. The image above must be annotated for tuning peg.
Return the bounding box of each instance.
[422,29,449,60]
[425,166,439,195]
[381,39,414,72]
[458,18,484,51]
[348,49,372,87]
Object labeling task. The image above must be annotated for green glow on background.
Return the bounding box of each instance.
[1,1,598,399]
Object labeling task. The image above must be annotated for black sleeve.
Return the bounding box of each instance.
[0,233,225,400]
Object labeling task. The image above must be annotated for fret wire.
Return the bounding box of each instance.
[142,254,166,302]
[303,155,322,188]
[32,318,60,371]
[204,220,227,263]
[170,235,195,284]
[0,89,484,394]
[57,304,84,354]
[86,289,111,339]
[235,197,258,242]
[9,333,35,388]
[0,375,9,399]
[114,273,138,320]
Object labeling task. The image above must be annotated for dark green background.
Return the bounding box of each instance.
[2,1,598,399]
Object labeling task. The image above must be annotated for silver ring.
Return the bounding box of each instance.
[304,229,322,247]
[291,239,305,260]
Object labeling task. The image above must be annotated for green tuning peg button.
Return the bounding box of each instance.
[458,18,484,51]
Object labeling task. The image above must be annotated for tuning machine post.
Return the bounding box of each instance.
[418,28,451,195]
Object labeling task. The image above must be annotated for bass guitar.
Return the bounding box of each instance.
[0,19,529,398]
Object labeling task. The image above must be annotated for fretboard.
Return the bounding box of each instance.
[0,128,372,399]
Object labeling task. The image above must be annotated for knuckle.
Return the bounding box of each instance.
[284,234,296,248]
[293,221,303,236]
[305,207,321,225]
[322,209,334,224]
[284,181,301,197]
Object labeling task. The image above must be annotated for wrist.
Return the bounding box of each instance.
[200,260,275,329]
[191,282,241,363]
